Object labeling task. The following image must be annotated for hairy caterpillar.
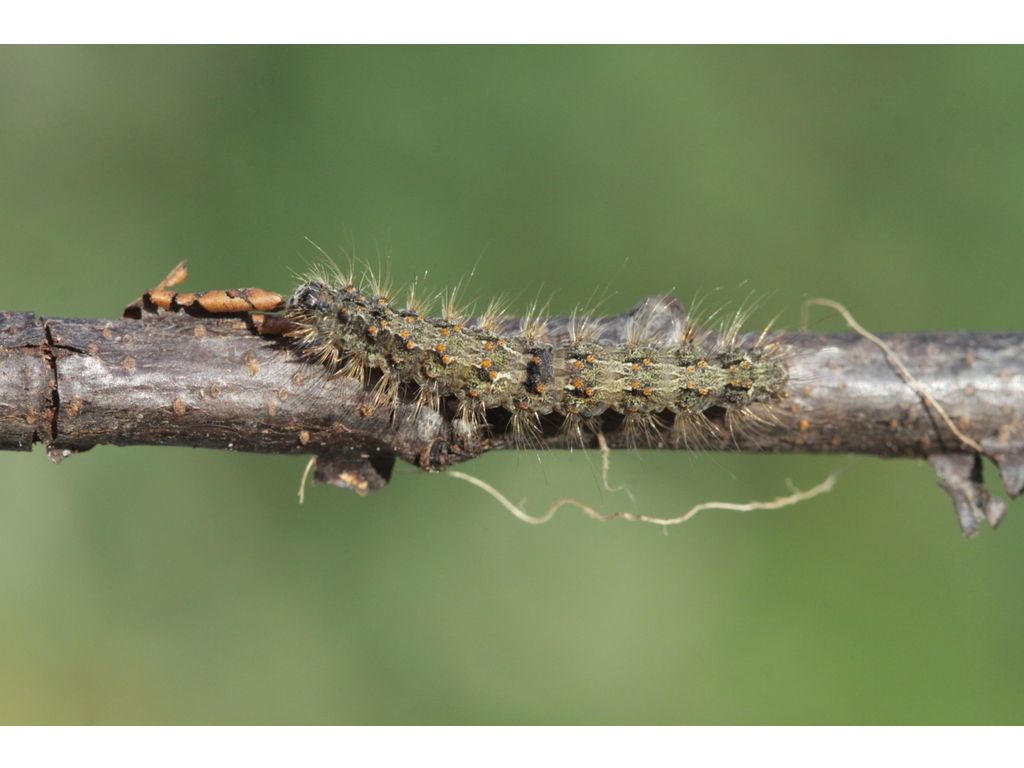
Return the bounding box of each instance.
[283,267,790,448]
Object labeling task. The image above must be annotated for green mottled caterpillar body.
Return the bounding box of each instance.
[286,275,788,446]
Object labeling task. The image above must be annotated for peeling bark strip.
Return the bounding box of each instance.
[1,308,1023,535]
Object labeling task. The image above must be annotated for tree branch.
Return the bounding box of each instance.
[2,307,1022,535]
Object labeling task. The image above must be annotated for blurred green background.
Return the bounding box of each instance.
[1,46,1023,724]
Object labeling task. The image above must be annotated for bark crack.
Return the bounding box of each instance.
[41,319,60,446]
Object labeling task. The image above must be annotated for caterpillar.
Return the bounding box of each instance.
[283,267,790,449]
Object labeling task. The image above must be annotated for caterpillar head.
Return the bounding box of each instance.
[289,281,380,329]
[286,280,395,378]
[289,281,339,316]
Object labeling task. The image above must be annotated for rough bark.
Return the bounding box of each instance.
[1,308,1022,535]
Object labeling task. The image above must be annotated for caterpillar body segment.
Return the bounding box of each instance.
[285,279,789,447]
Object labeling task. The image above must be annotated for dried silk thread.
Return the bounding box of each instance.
[447,467,842,527]
[284,269,790,446]
[801,298,984,455]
